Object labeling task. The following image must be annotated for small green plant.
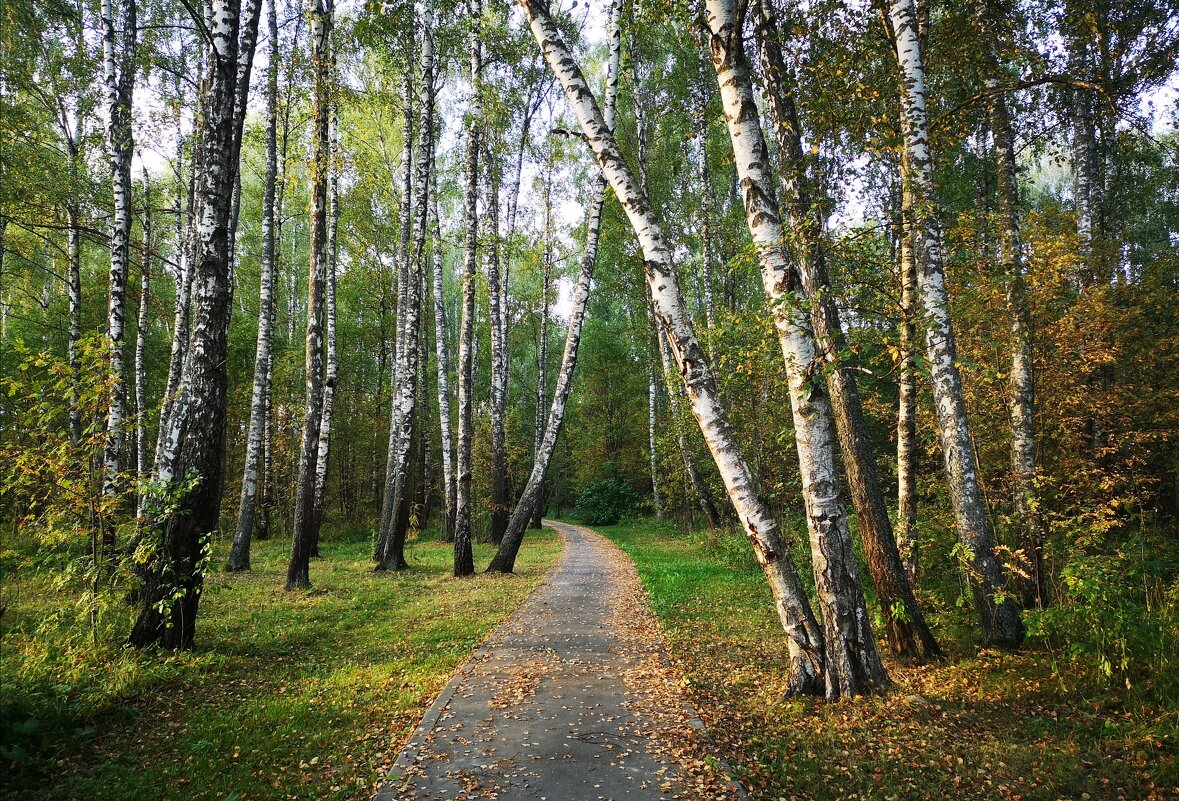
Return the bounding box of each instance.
[573,479,640,526]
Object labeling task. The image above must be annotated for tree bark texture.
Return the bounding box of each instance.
[887,0,1024,647]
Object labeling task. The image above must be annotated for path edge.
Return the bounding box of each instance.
[370,525,571,801]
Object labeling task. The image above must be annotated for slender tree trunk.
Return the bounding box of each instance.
[430,169,455,541]
[453,0,481,576]
[515,0,827,695]
[487,141,509,543]
[100,0,137,553]
[134,169,151,519]
[129,0,259,649]
[896,182,919,585]
[488,0,623,570]
[285,0,332,591]
[977,0,1047,608]
[695,83,715,334]
[68,205,83,446]
[751,0,937,662]
[886,0,1024,647]
[229,0,281,571]
[311,100,340,556]
[646,334,663,519]
[377,1,431,571]
[706,0,888,696]
[531,158,552,531]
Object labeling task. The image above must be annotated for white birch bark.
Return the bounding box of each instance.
[707,0,887,696]
[887,0,1024,646]
[487,138,509,542]
[377,0,430,571]
[312,100,340,544]
[430,170,455,539]
[100,0,137,548]
[129,0,257,649]
[285,0,331,590]
[514,0,826,694]
[229,0,280,571]
[135,168,151,519]
[454,0,482,576]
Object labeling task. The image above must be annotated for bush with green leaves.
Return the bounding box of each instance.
[573,479,640,526]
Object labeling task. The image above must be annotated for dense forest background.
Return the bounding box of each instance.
[2,0,1179,793]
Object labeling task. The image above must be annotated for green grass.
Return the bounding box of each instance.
[597,518,1177,801]
[0,525,561,801]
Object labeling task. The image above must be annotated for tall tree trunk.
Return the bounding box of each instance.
[453,0,481,577]
[515,0,826,695]
[487,140,509,544]
[531,156,552,531]
[646,330,664,519]
[100,0,137,553]
[134,169,152,520]
[285,0,332,590]
[229,0,281,571]
[977,0,1046,608]
[751,0,938,662]
[488,0,623,571]
[430,169,455,541]
[311,100,340,555]
[896,179,919,585]
[886,0,1024,647]
[695,80,715,335]
[129,0,259,649]
[377,1,431,571]
[706,0,889,696]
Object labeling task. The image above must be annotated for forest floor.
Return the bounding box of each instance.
[0,524,561,801]
[377,520,744,800]
[599,518,1177,801]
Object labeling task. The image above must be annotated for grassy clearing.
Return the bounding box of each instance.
[597,518,1176,801]
[0,525,561,801]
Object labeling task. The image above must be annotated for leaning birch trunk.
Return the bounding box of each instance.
[128,0,257,649]
[706,0,888,697]
[514,0,827,695]
[978,0,1046,608]
[488,0,623,572]
[887,0,1024,646]
[453,0,481,577]
[430,170,455,540]
[377,0,430,572]
[285,0,331,590]
[311,102,340,553]
[134,169,151,519]
[751,0,938,662]
[229,0,281,571]
[100,0,137,553]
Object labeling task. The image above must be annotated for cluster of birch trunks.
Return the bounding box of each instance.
[62,0,1133,699]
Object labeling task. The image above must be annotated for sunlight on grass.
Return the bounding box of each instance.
[0,526,561,801]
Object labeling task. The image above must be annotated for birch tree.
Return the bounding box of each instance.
[285,0,332,590]
[134,168,151,519]
[99,0,137,552]
[512,0,828,695]
[453,0,482,577]
[229,0,281,572]
[377,0,431,572]
[885,0,1024,646]
[129,0,260,648]
[750,0,938,661]
[706,0,889,695]
[312,100,340,553]
[430,169,455,539]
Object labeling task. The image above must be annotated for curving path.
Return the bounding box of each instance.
[374,520,745,801]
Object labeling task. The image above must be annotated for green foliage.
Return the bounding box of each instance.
[572,479,639,526]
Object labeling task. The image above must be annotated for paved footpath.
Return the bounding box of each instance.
[374,520,746,801]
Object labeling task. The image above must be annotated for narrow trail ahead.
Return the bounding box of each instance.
[374,520,745,801]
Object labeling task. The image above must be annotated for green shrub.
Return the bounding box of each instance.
[573,480,640,526]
